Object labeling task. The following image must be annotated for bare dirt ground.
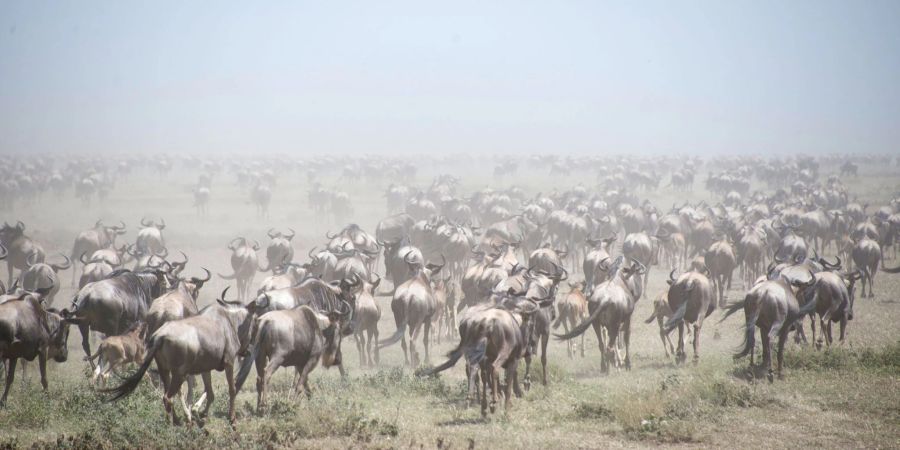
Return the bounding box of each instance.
[1,160,898,449]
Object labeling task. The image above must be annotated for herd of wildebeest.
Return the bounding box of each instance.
[1,152,899,426]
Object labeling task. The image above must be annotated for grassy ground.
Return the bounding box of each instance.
[1,160,899,449]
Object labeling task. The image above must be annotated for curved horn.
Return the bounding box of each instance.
[403,250,416,265]
[52,254,72,271]
[267,228,279,239]
[157,217,166,230]
[252,240,260,251]
[193,267,212,283]
[308,246,318,260]
[228,237,243,250]
[0,243,7,260]
[115,220,126,230]
[95,219,103,228]
[285,228,296,241]
[16,221,25,231]
[141,217,152,227]
[325,230,338,239]
[79,251,90,265]
[26,251,38,267]
[669,268,677,283]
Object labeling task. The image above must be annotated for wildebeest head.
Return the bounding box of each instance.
[180,268,212,298]
[0,221,26,241]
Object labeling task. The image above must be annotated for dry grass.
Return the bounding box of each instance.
[1,160,899,448]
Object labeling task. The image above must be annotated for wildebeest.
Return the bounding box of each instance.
[136,218,167,256]
[663,268,715,364]
[0,221,46,286]
[247,276,361,375]
[704,234,737,307]
[423,292,548,416]
[70,220,127,285]
[21,253,71,306]
[66,266,173,365]
[353,275,382,367]
[643,283,681,358]
[0,289,71,406]
[582,234,617,292]
[218,237,260,301]
[850,236,881,298]
[257,263,308,294]
[379,254,445,366]
[723,271,816,381]
[105,288,253,426]
[552,281,588,358]
[87,322,146,387]
[260,228,295,272]
[234,294,353,412]
[555,256,645,372]
[799,271,860,349]
[144,268,212,338]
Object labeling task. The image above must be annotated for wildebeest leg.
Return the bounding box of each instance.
[813,315,822,349]
[296,357,319,399]
[38,352,48,391]
[480,363,489,417]
[196,371,214,419]
[540,332,549,385]
[261,355,284,411]
[355,331,366,367]
[869,267,876,298]
[408,321,422,366]
[580,321,586,358]
[423,319,432,364]
[775,329,788,380]
[563,319,573,358]
[623,318,632,370]
[79,324,94,370]
[606,324,621,369]
[691,323,701,364]
[158,368,171,399]
[759,328,771,381]
[837,317,847,345]
[592,320,608,373]
[1,358,17,406]
[224,363,237,425]
[675,322,686,364]
[400,331,409,366]
[489,363,500,414]
[466,363,479,407]
[503,363,516,412]
[185,375,196,406]
[165,374,184,426]
[656,315,670,358]
[370,328,379,366]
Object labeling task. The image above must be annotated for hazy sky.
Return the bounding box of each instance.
[1,1,898,156]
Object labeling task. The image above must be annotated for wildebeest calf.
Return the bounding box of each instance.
[87,323,146,387]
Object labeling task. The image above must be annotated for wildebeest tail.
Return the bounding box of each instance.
[465,337,487,366]
[718,297,747,324]
[378,323,407,348]
[663,301,688,332]
[103,338,160,402]
[733,306,759,360]
[644,309,658,324]
[555,301,605,340]
[420,342,466,376]
[236,318,265,391]
[217,270,238,280]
